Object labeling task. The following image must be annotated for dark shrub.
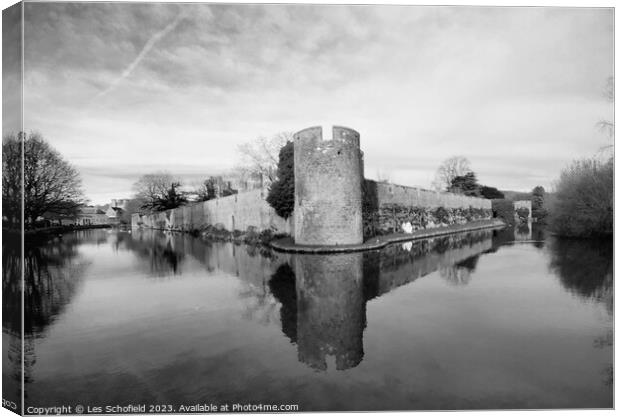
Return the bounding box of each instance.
[516,207,530,222]
[433,206,450,224]
[258,229,274,245]
[266,141,294,219]
[531,186,547,223]
[449,171,480,196]
[492,199,515,226]
[480,185,505,199]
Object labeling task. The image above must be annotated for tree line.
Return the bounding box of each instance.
[129,132,294,216]
[1,130,291,228]
[4,76,612,239]
[2,132,84,228]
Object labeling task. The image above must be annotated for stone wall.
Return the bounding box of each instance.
[294,126,364,245]
[363,180,493,237]
[132,124,493,242]
[132,188,292,235]
[132,179,494,241]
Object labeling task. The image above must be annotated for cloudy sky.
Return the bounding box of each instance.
[7,3,614,204]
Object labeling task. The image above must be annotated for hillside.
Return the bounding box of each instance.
[500,190,532,201]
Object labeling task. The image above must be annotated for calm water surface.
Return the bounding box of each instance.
[2,226,613,411]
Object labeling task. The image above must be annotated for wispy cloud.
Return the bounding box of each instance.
[19,4,614,204]
[92,9,185,101]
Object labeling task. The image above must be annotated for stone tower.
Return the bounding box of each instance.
[293,126,364,245]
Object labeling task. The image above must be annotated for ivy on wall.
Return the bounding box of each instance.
[362,202,493,236]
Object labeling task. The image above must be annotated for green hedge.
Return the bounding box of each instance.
[492,199,515,226]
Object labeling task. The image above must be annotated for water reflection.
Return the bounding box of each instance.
[441,255,479,286]
[117,231,185,276]
[2,233,23,411]
[547,237,613,310]
[2,232,90,405]
[514,222,532,241]
[295,253,366,371]
[6,226,614,409]
[76,229,498,372]
[367,231,493,297]
[547,236,614,387]
[267,230,496,371]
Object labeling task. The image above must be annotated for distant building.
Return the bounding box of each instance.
[39,205,108,226]
[77,207,108,225]
[103,198,132,224]
[39,212,78,226]
[110,199,130,210]
[105,207,123,224]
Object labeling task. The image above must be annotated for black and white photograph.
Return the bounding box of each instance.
[1,0,615,414]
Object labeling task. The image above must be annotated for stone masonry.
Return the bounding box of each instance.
[294,126,364,245]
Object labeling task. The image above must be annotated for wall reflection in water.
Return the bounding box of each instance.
[112,229,498,372]
[5,226,613,390]
[269,230,498,371]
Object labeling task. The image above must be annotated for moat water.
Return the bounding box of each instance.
[2,226,613,411]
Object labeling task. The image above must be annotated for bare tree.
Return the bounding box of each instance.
[133,171,176,201]
[596,76,614,147]
[2,133,21,225]
[432,156,472,191]
[2,132,84,226]
[235,132,293,185]
[133,171,186,211]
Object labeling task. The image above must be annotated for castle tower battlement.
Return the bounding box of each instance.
[293,125,364,245]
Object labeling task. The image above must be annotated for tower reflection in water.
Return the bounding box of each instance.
[269,230,498,371]
[9,227,611,383]
[295,253,366,371]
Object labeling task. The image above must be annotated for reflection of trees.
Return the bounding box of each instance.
[547,236,613,387]
[515,223,531,241]
[547,237,613,310]
[440,255,480,286]
[487,227,515,253]
[120,229,286,328]
[2,233,87,403]
[3,235,87,337]
[269,264,298,343]
[119,230,185,276]
[530,224,547,249]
